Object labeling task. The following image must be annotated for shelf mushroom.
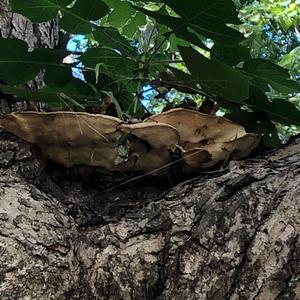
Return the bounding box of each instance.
[0,109,259,173]
[146,108,259,168]
[145,108,246,145]
[0,111,121,146]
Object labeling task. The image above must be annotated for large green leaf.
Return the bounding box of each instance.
[167,67,201,95]
[122,12,147,38]
[225,109,281,148]
[0,78,98,107]
[134,0,244,46]
[245,86,300,126]
[103,0,137,28]
[243,59,300,94]
[0,38,73,85]
[0,38,40,84]
[9,0,72,22]
[211,43,251,66]
[93,27,135,56]
[178,46,250,103]
[84,70,121,92]
[9,0,109,34]
[80,48,138,81]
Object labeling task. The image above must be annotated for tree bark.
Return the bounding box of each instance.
[0,0,59,51]
[0,2,299,299]
[0,0,60,104]
[0,130,299,300]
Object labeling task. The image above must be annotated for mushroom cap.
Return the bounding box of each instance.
[184,133,259,169]
[146,108,246,144]
[133,148,172,173]
[199,142,234,168]
[39,144,132,171]
[118,122,179,148]
[231,133,259,159]
[0,112,121,146]
[182,148,211,170]
[0,110,259,174]
[40,143,124,171]
[118,136,173,173]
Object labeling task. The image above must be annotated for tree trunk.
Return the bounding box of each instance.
[0,0,60,105]
[0,130,299,300]
[0,3,299,299]
[0,0,59,51]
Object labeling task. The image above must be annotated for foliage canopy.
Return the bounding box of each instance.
[0,0,300,148]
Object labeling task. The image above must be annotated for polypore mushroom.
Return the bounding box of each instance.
[184,133,259,168]
[231,133,259,159]
[118,122,179,148]
[198,142,234,168]
[0,109,259,174]
[182,148,211,170]
[132,148,173,173]
[40,144,124,171]
[146,108,246,145]
[0,111,122,146]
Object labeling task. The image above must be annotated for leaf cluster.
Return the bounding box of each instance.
[0,0,299,148]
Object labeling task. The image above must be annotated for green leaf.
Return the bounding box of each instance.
[0,38,40,84]
[93,27,135,56]
[225,109,281,148]
[0,38,72,85]
[245,86,300,126]
[103,0,137,28]
[164,0,241,25]
[0,78,98,106]
[80,48,138,80]
[211,43,251,66]
[168,67,201,94]
[9,0,72,22]
[243,59,300,94]
[9,0,110,34]
[122,12,147,38]
[84,70,121,92]
[134,0,244,46]
[178,46,250,102]
[59,0,109,34]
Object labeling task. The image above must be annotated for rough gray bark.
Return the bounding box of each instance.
[0,0,60,105]
[0,2,299,299]
[0,130,299,300]
[0,0,59,51]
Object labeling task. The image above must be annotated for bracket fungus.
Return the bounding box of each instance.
[0,112,121,146]
[118,122,179,149]
[0,109,259,174]
[146,108,246,145]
